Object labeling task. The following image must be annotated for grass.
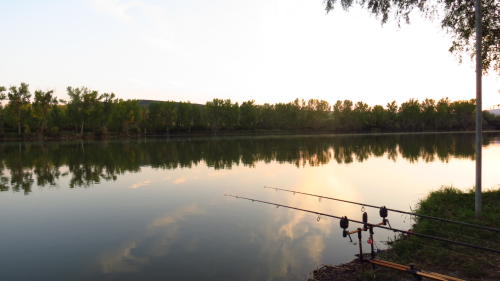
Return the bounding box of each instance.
[364,186,500,280]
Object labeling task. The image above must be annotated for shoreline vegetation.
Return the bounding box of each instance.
[3,129,500,142]
[1,83,500,141]
[310,186,500,280]
[1,134,497,195]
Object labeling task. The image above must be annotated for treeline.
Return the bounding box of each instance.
[1,133,494,194]
[1,83,500,137]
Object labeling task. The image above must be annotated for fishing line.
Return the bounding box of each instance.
[263,186,500,233]
[225,194,500,254]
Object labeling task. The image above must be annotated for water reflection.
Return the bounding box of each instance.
[0,133,497,195]
[1,133,499,281]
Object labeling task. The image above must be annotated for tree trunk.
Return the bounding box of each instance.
[81,115,84,135]
[18,107,21,134]
[475,0,482,219]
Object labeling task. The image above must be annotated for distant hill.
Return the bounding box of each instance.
[138,100,204,109]
[488,108,500,115]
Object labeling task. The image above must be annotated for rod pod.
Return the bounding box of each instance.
[357,228,364,273]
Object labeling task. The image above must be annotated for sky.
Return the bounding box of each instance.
[1,0,499,109]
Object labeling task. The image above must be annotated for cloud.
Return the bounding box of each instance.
[99,204,206,274]
[173,178,186,184]
[128,78,152,86]
[92,0,142,23]
[100,241,148,273]
[130,180,151,188]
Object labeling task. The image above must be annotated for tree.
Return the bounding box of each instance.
[139,105,149,134]
[420,98,437,130]
[33,89,57,135]
[148,102,164,132]
[8,83,31,134]
[98,93,116,135]
[371,105,386,130]
[190,104,202,132]
[385,101,399,131]
[110,99,140,136]
[323,0,498,74]
[240,100,257,130]
[399,98,421,131]
[161,101,177,135]
[0,86,6,135]
[176,101,191,132]
[49,103,66,133]
[224,100,239,132]
[205,98,224,133]
[259,103,276,129]
[352,101,371,131]
[0,86,6,100]
[436,98,451,130]
[450,99,475,129]
[324,0,499,219]
[80,90,101,134]
[66,87,84,133]
[67,87,101,135]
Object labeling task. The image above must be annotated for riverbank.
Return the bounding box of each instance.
[2,129,500,141]
[309,186,500,280]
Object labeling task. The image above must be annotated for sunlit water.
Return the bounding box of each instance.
[0,133,499,281]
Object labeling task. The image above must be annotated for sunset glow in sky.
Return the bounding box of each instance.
[1,0,499,108]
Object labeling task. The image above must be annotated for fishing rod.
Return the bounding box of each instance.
[225,194,500,254]
[263,186,500,233]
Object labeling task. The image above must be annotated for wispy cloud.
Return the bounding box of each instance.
[128,78,152,86]
[130,180,151,189]
[173,178,186,184]
[93,0,142,23]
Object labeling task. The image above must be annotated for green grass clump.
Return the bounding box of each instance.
[373,186,500,280]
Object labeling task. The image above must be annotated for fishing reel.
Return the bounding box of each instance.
[379,206,392,228]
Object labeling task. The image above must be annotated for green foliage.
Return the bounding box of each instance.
[324,0,500,76]
[8,82,31,134]
[0,86,6,100]
[66,86,102,134]
[190,104,203,130]
[240,100,257,129]
[380,186,500,279]
[33,89,57,134]
[50,127,59,135]
[109,99,141,136]
[1,82,499,136]
[205,98,225,132]
[176,101,191,132]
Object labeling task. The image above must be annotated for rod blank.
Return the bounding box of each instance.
[263,186,500,233]
[225,194,500,254]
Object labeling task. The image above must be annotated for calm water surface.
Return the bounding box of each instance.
[1,133,499,280]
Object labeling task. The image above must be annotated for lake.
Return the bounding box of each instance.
[1,132,499,280]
